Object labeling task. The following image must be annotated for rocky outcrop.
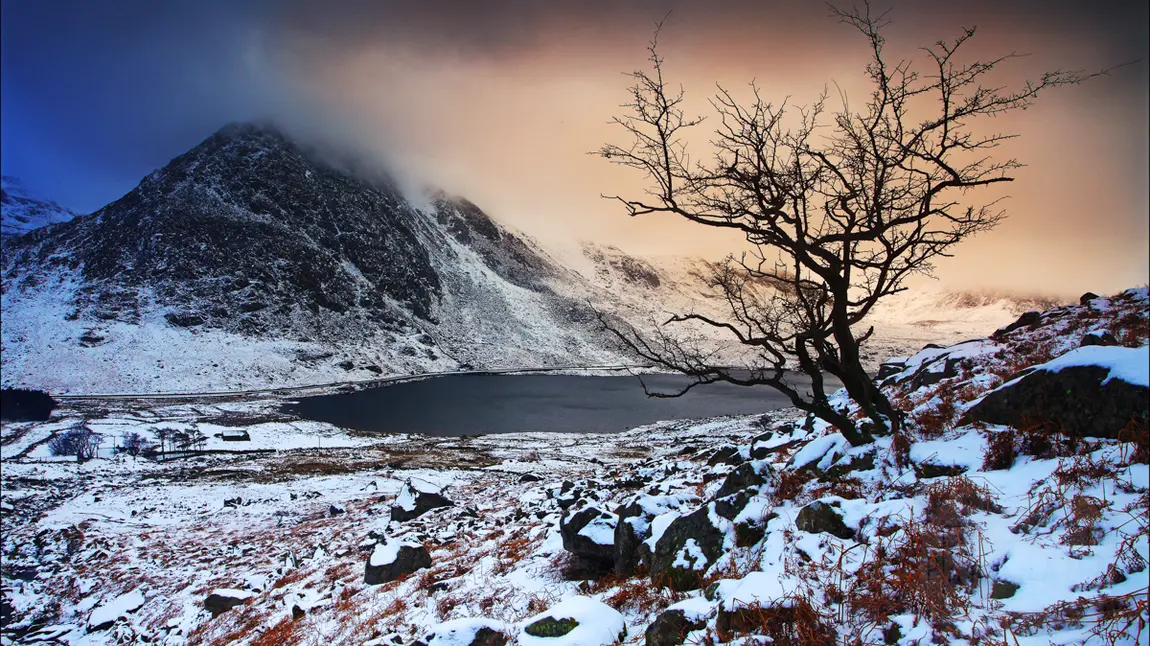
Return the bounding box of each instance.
[645,609,706,646]
[651,505,729,591]
[391,481,454,522]
[795,500,853,540]
[204,589,252,616]
[519,597,625,646]
[559,504,618,568]
[364,540,431,585]
[965,346,1149,439]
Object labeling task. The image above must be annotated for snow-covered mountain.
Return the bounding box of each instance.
[0,176,76,238]
[0,122,1072,394]
[0,123,621,393]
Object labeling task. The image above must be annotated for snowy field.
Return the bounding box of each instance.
[1,289,1147,645]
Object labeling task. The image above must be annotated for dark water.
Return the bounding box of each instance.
[284,373,842,436]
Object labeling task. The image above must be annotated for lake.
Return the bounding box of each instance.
[284,372,842,436]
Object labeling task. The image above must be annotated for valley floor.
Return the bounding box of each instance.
[2,289,1148,646]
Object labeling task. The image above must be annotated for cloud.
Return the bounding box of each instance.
[1,0,1146,294]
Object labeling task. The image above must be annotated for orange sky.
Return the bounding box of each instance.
[259,1,1148,297]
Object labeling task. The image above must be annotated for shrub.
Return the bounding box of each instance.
[0,387,58,421]
[48,427,103,461]
[120,432,153,457]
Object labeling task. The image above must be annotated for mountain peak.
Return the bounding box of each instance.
[1,175,76,238]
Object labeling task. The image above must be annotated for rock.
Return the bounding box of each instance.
[329,504,346,516]
[519,597,625,646]
[651,505,728,591]
[559,504,617,567]
[524,617,579,638]
[710,461,774,521]
[204,589,253,616]
[706,445,743,466]
[554,481,582,510]
[612,493,698,577]
[223,497,242,508]
[876,360,906,380]
[965,347,1149,440]
[613,502,649,577]
[88,589,145,631]
[914,462,967,479]
[991,580,1020,599]
[1080,331,1118,347]
[519,474,543,483]
[164,311,204,327]
[292,604,306,620]
[390,481,454,522]
[795,500,853,540]
[645,609,705,646]
[713,460,774,500]
[819,453,876,482]
[996,310,1042,335]
[418,619,511,646]
[1079,292,1101,306]
[910,357,961,390]
[364,540,431,585]
[733,517,771,547]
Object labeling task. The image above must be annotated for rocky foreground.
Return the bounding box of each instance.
[1,289,1147,646]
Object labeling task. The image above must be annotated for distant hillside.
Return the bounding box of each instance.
[1,124,621,393]
[0,176,76,238]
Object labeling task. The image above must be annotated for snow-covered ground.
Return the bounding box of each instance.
[1,289,1145,645]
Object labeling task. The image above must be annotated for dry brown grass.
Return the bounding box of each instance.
[250,616,301,646]
[716,594,835,645]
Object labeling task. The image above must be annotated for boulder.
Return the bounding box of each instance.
[613,502,649,577]
[415,619,511,646]
[711,461,774,521]
[560,504,617,568]
[364,540,431,585]
[88,589,145,631]
[965,346,1149,440]
[645,609,706,646]
[996,310,1042,335]
[713,460,774,500]
[518,474,543,483]
[651,505,728,591]
[914,462,967,479]
[390,481,453,522]
[795,500,853,540]
[707,445,743,466]
[876,361,906,380]
[519,596,625,646]
[204,589,252,616]
[910,357,961,390]
[1079,292,1101,306]
[612,493,698,577]
[1080,332,1118,347]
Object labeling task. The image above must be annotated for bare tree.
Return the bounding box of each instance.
[597,5,1112,446]
[48,427,104,462]
[120,431,153,458]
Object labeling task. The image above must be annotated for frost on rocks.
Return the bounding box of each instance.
[87,588,145,631]
[391,479,454,522]
[520,596,625,646]
[365,538,431,584]
[416,618,512,646]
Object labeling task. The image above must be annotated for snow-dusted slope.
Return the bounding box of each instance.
[0,176,76,238]
[1,124,622,393]
[571,241,1069,369]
